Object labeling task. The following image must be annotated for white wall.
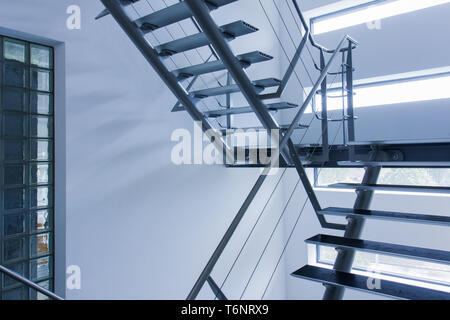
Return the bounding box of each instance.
[0,0,290,299]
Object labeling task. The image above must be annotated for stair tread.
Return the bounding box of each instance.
[135,0,237,33]
[307,234,450,264]
[253,78,281,87]
[190,77,281,98]
[219,124,308,134]
[155,20,258,56]
[173,51,273,80]
[205,102,297,117]
[95,0,138,20]
[319,207,450,226]
[292,265,450,300]
[328,183,450,194]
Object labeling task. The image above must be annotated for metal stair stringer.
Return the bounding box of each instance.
[99,0,235,163]
[322,165,382,300]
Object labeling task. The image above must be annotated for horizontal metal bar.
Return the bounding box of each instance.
[205,102,297,117]
[219,123,308,135]
[319,207,450,226]
[0,265,63,300]
[307,234,450,265]
[190,78,280,98]
[348,138,450,146]
[292,265,450,300]
[328,183,450,194]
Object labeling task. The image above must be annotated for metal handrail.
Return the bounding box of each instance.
[0,264,64,300]
[279,35,354,152]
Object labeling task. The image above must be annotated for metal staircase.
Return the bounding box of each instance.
[97,0,450,300]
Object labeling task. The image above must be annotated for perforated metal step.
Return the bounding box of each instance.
[318,207,450,226]
[190,77,280,98]
[173,51,273,80]
[292,265,450,300]
[155,20,258,56]
[134,0,238,33]
[205,102,296,117]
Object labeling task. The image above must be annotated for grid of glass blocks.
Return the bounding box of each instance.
[0,36,54,300]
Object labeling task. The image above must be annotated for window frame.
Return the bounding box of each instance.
[310,0,385,35]
[309,0,450,35]
[312,244,450,291]
[306,69,450,114]
[0,34,55,300]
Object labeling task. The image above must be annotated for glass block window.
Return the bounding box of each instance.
[0,36,54,300]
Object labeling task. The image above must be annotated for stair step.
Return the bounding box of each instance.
[318,207,450,226]
[155,20,258,56]
[191,78,280,98]
[292,265,450,300]
[306,234,450,265]
[95,0,139,20]
[135,0,238,33]
[219,124,308,136]
[328,183,450,194]
[173,51,273,80]
[205,102,297,117]
[253,78,282,88]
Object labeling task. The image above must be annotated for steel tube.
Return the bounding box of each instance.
[187,173,268,299]
[288,140,346,230]
[0,265,63,300]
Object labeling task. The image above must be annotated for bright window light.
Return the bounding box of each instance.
[313,0,450,35]
[308,244,450,292]
[310,73,450,112]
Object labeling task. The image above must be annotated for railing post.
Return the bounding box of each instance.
[345,41,356,160]
[320,50,329,162]
[346,41,356,143]
[226,72,232,130]
[341,51,347,146]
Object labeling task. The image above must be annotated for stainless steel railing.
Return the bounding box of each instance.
[0,264,64,300]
